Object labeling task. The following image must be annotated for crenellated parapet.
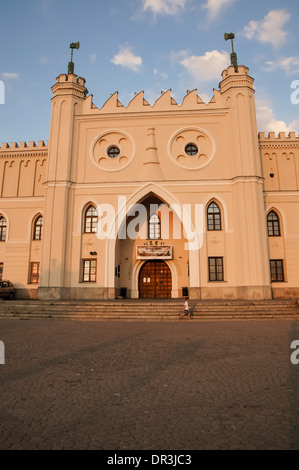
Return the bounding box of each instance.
[80,65,256,117]
[259,132,299,150]
[260,131,299,192]
[82,87,227,116]
[52,73,88,100]
[219,65,254,93]
[0,140,48,158]
[0,141,48,198]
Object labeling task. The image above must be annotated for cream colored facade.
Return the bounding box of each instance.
[0,64,298,300]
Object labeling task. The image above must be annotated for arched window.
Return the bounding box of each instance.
[207,202,222,231]
[33,215,43,240]
[0,217,7,242]
[84,205,98,233]
[148,213,161,240]
[267,211,280,237]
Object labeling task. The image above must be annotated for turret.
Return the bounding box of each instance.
[39,68,88,299]
[219,65,261,177]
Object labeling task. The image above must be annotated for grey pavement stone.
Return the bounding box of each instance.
[0,318,299,449]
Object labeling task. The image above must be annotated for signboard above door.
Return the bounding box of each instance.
[136,245,173,260]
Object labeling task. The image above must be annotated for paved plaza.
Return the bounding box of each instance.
[0,318,299,450]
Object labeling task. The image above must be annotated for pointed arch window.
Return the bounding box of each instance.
[0,217,7,242]
[207,202,222,231]
[267,211,281,237]
[84,205,98,234]
[33,215,43,241]
[148,213,161,240]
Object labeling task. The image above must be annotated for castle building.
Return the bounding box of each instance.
[0,63,298,301]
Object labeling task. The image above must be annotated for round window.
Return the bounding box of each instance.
[185,144,198,156]
[107,146,120,158]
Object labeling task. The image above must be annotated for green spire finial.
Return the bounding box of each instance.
[68,42,80,75]
[224,33,238,72]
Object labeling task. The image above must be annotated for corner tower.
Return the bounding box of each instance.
[39,73,88,299]
[218,65,271,299]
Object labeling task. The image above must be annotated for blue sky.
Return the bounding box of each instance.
[0,0,299,143]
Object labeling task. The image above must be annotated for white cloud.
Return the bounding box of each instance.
[181,50,230,82]
[170,50,188,65]
[111,46,142,72]
[256,99,299,134]
[2,73,19,80]
[142,0,186,16]
[202,0,238,20]
[242,10,291,48]
[262,56,299,75]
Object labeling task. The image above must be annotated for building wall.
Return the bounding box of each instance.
[0,67,298,300]
[260,132,299,298]
[0,141,47,297]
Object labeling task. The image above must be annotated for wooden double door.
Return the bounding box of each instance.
[139,261,172,299]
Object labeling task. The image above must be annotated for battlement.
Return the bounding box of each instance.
[259,132,299,150]
[52,73,88,100]
[82,87,226,115]
[259,132,299,141]
[221,65,250,79]
[0,140,48,152]
[81,65,256,115]
[54,73,86,87]
[101,88,210,111]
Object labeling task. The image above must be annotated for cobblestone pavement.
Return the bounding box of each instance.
[0,318,299,450]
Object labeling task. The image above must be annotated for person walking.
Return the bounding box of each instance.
[179,297,192,320]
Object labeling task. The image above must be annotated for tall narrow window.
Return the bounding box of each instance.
[148,213,161,240]
[209,257,224,282]
[0,217,7,242]
[207,203,221,231]
[270,260,284,282]
[83,259,97,282]
[30,262,40,284]
[33,215,43,240]
[0,263,3,281]
[84,205,98,234]
[267,211,280,237]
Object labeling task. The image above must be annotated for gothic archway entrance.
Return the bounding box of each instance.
[139,260,172,299]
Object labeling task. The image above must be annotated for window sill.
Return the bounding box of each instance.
[208,281,226,283]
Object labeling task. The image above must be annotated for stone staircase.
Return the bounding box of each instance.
[0,299,299,321]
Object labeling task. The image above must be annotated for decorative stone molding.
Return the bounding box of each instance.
[0,141,48,158]
[90,130,135,172]
[168,127,215,171]
[259,132,299,149]
[52,73,88,100]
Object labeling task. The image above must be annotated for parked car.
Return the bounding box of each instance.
[0,280,15,300]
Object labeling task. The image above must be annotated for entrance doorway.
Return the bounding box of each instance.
[139,261,172,299]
